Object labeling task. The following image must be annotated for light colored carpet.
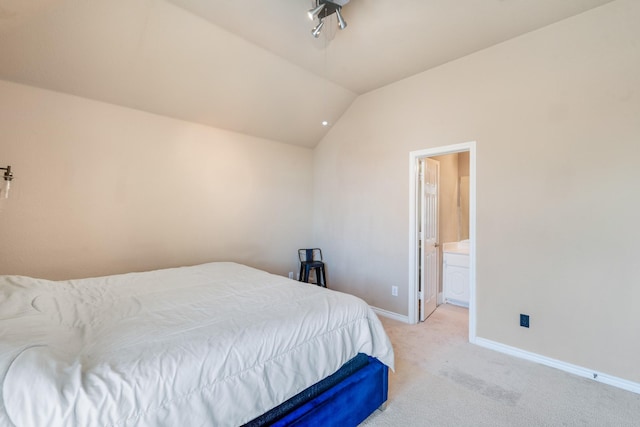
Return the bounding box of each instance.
[361,304,640,426]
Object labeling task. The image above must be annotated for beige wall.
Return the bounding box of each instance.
[314,0,640,383]
[0,80,313,280]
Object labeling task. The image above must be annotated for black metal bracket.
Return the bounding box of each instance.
[1,165,13,181]
[317,1,342,19]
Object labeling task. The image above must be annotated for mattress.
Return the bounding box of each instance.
[0,262,394,426]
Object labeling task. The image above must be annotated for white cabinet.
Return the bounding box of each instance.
[443,242,469,307]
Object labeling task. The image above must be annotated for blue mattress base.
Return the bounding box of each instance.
[244,354,388,426]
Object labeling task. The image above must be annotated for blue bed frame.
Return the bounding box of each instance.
[245,355,388,426]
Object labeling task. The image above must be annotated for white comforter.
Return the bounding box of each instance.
[0,262,394,427]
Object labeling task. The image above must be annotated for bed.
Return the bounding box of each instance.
[0,262,394,426]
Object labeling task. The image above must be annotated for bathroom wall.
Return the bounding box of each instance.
[458,151,470,240]
[458,151,470,176]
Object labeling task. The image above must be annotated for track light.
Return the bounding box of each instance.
[307,1,350,38]
[311,19,325,38]
[307,4,325,20]
[335,8,347,30]
[1,165,13,200]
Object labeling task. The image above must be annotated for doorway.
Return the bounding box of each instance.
[408,142,477,343]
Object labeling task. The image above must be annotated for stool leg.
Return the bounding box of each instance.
[298,264,303,282]
[321,266,327,287]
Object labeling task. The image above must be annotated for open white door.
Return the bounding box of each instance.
[418,157,439,321]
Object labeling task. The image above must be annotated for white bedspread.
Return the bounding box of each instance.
[0,262,394,427]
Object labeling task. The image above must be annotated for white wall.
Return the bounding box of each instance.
[314,0,640,383]
[0,80,313,280]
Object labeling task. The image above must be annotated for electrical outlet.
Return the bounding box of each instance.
[288,272,294,279]
[520,314,530,328]
[392,286,398,297]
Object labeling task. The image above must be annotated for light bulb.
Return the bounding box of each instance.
[307,4,325,20]
[1,180,9,199]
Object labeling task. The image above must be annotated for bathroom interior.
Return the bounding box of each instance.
[432,151,470,309]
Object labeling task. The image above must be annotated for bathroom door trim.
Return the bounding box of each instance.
[408,141,477,344]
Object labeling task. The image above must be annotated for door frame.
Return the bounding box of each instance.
[408,141,477,343]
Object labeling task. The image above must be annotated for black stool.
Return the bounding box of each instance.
[298,248,327,287]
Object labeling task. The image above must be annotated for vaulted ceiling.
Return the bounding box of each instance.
[0,0,614,147]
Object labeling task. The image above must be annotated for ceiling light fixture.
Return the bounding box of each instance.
[307,0,349,38]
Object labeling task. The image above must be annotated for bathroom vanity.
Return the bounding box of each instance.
[442,240,470,307]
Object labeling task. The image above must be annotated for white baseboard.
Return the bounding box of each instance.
[475,337,640,395]
[367,307,639,395]
[370,306,410,323]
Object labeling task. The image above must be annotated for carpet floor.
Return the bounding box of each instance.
[361,304,640,426]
